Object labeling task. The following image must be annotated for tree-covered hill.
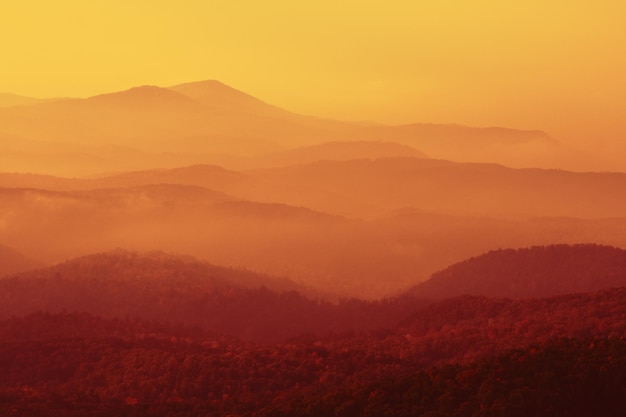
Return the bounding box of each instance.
[413,244,626,299]
[0,250,425,342]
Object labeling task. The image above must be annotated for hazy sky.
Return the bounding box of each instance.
[2,1,625,145]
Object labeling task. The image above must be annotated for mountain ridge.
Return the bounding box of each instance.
[0,79,577,172]
[412,244,626,299]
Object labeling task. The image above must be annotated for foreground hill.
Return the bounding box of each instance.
[0,286,625,416]
[0,250,424,342]
[413,244,626,299]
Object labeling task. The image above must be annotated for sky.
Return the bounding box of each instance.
[1,0,625,147]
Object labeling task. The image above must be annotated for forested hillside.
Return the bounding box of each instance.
[1,286,625,416]
[413,244,626,299]
[0,250,425,342]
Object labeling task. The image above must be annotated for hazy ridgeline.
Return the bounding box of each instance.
[1,81,626,416]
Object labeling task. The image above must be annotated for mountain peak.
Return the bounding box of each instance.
[86,85,196,107]
[169,79,286,115]
[169,79,251,99]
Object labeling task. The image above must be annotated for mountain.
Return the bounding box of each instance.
[95,164,247,190]
[169,79,288,117]
[0,80,580,175]
[6,157,626,220]
[357,123,554,148]
[349,122,576,169]
[5,162,626,298]
[84,85,197,109]
[0,183,365,296]
[0,250,425,341]
[246,140,428,168]
[0,92,46,107]
[1,288,625,416]
[412,244,626,299]
[0,83,287,155]
[237,157,626,219]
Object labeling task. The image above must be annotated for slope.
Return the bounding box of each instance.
[239,157,626,218]
[0,80,578,172]
[0,250,425,341]
[412,244,626,299]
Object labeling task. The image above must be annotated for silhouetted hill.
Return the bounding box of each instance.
[0,250,425,341]
[169,79,288,116]
[413,244,626,299]
[0,165,248,192]
[95,164,247,190]
[85,85,197,108]
[211,200,345,223]
[254,140,428,168]
[5,166,626,298]
[0,92,45,107]
[7,158,626,221]
[83,183,234,208]
[240,158,626,218]
[358,123,554,147]
[1,287,625,416]
[350,122,575,169]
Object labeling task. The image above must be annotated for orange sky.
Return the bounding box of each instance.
[1,1,625,147]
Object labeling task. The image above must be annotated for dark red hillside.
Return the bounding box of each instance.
[0,250,426,342]
[413,244,626,299]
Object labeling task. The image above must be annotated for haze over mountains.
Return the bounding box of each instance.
[2,79,626,415]
[2,81,626,296]
[5,0,626,412]
[0,80,591,176]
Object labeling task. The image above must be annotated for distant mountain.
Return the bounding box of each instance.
[6,158,626,219]
[357,123,554,147]
[85,85,197,108]
[169,79,288,117]
[249,140,428,168]
[211,200,345,223]
[237,157,626,219]
[0,80,577,174]
[349,122,572,169]
[0,244,41,277]
[0,82,291,155]
[412,244,626,299]
[0,93,45,107]
[95,164,247,190]
[0,172,84,190]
